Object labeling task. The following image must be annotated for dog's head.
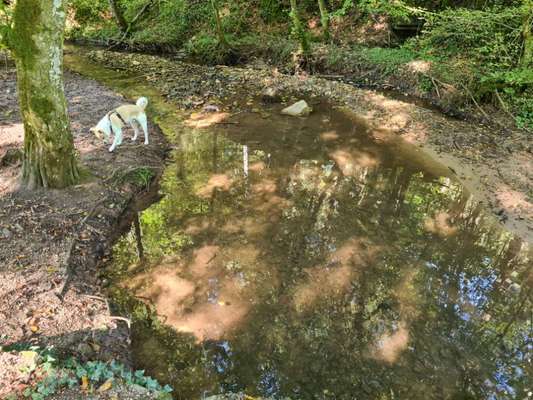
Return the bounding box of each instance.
[90,126,110,143]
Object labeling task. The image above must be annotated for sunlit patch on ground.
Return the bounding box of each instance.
[406,60,431,74]
[496,187,533,217]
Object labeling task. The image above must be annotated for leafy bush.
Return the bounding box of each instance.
[68,0,108,25]
[418,7,524,70]
[415,6,532,126]
[2,345,172,400]
[259,0,288,22]
[509,87,533,128]
[185,33,230,64]
[126,0,210,46]
[359,45,418,74]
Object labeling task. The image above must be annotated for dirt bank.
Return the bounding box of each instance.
[86,49,532,242]
[0,67,168,396]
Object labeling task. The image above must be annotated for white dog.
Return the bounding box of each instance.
[90,97,149,152]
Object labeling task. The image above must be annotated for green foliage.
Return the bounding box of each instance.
[65,0,532,128]
[124,166,155,188]
[359,0,418,22]
[416,6,532,125]
[331,0,356,17]
[0,2,13,50]
[68,0,107,25]
[126,0,205,46]
[185,32,233,64]
[419,7,523,69]
[509,88,533,128]
[259,0,288,22]
[359,45,418,74]
[1,344,172,399]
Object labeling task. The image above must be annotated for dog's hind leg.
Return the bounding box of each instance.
[138,114,149,145]
[131,121,140,142]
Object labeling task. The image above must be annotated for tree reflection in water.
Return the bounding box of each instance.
[108,103,531,400]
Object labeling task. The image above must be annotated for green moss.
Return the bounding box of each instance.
[11,0,41,67]
[29,95,55,117]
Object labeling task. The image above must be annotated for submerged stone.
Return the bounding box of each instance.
[261,87,281,103]
[281,100,312,117]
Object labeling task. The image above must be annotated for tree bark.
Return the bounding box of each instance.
[11,0,78,189]
[133,212,144,260]
[290,0,310,54]
[317,0,330,41]
[108,0,128,33]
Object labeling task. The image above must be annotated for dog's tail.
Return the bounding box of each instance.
[136,97,148,110]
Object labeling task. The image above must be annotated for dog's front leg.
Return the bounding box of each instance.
[109,128,122,152]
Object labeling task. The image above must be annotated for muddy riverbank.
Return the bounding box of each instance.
[0,65,169,396]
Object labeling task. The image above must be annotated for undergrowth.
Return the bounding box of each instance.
[65,1,533,129]
[1,344,172,399]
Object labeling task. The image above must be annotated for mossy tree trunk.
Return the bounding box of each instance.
[317,0,330,41]
[11,0,78,189]
[290,0,310,55]
[211,0,229,49]
[108,0,128,33]
[522,0,533,66]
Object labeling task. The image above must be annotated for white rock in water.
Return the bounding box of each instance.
[281,100,312,117]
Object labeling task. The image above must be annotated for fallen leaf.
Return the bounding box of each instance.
[29,325,39,333]
[20,351,38,360]
[81,376,89,391]
[97,379,113,392]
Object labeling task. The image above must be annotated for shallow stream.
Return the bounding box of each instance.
[65,48,532,400]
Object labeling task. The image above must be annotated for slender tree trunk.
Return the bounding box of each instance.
[211,0,229,48]
[108,0,128,33]
[290,0,310,54]
[317,0,330,41]
[11,0,78,189]
[521,0,533,66]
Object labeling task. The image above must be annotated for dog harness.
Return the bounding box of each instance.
[107,110,127,135]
